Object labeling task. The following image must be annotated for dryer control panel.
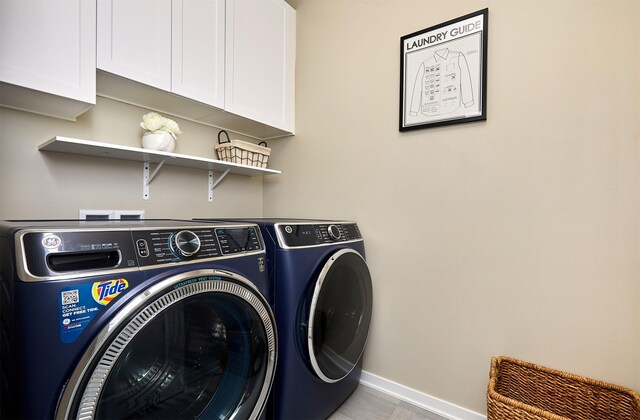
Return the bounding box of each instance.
[276,222,362,248]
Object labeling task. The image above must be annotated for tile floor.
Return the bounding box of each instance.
[327,384,448,420]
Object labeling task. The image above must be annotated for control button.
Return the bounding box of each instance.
[136,239,149,257]
[285,225,293,234]
[327,225,342,241]
[172,230,201,258]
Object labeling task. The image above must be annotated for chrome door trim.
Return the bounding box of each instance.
[55,269,276,420]
[307,248,371,383]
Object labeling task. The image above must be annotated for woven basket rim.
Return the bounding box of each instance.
[487,356,640,419]
[215,139,271,154]
[488,357,571,420]
[492,356,640,398]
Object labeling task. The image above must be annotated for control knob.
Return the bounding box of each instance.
[327,225,342,241]
[172,230,201,258]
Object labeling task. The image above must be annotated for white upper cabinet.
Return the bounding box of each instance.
[0,0,96,120]
[97,0,226,109]
[97,0,173,91]
[172,0,226,108]
[225,0,296,133]
[97,0,295,139]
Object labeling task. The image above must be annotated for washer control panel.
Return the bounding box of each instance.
[277,222,362,248]
[18,224,264,279]
[132,228,221,266]
[132,226,263,266]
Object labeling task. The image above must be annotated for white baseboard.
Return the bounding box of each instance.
[359,371,486,420]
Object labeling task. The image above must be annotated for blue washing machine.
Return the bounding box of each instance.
[0,220,276,420]
[196,219,373,420]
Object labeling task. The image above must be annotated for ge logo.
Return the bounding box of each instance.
[42,235,62,249]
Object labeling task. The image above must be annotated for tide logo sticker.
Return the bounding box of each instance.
[92,279,129,305]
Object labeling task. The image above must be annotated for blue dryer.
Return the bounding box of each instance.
[198,219,373,420]
[0,220,276,420]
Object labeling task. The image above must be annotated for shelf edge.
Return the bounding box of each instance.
[39,136,281,175]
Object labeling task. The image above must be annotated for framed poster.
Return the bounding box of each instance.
[400,9,488,131]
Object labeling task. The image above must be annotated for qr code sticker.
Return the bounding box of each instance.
[61,290,79,305]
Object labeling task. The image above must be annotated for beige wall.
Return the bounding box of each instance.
[0,97,264,219]
[1,0,638,416]
[264,0,640,414]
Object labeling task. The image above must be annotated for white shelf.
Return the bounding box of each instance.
[39,136,280,201]
[39,136,281,176]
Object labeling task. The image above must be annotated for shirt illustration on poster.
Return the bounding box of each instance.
[409,48,474,117]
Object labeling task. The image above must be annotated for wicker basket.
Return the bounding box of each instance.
[215,130,271,168]
[487,356,640,420]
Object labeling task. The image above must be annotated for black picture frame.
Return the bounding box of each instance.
[399,9,488,131]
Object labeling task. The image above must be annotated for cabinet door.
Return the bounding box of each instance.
[225,0,295,133]
[0,0,95,104]
[97,0,172,91]
[172,0,225,108]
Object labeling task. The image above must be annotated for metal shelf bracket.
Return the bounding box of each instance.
[143,160,166,200]
[208,169,231,202]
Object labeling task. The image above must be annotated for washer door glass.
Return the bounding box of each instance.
[308,249,373,383]
[58,272,276,420]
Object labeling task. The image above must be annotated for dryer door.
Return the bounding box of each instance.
[56,270,276,420]
[307,249,373,383]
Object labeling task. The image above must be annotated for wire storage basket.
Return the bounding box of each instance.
[215,130,271,168]
[487,356,640,420]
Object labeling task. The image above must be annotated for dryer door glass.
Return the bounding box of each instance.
[308,249,373,383]
[59,274,276,420]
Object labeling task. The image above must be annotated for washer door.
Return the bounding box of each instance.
[307,249,373,383]
[56,270,276,420]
